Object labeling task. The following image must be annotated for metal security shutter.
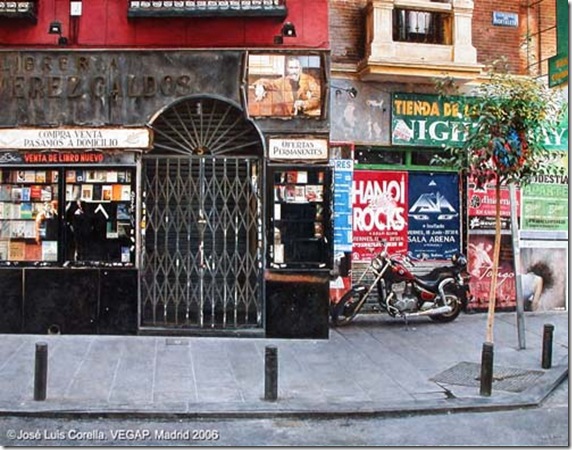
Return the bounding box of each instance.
[140,96,264,332]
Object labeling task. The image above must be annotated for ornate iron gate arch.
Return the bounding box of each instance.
[140,95,264,333]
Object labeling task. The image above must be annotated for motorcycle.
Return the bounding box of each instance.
[330,242,471,326]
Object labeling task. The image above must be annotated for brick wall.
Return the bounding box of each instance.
[330,0,558,77]
[330,0,367,66]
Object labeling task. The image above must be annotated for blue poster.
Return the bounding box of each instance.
[408,173,460,260]
[332,159,353,252]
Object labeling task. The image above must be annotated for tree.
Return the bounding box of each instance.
[433,60,567,344]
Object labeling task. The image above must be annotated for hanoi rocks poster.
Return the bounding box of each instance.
[352,170,408,261]
[408,173,460,260]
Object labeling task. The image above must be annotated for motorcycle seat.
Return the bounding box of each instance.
[416,269,455,289]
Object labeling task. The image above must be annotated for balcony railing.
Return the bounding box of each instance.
[128,0,287,18]
[0,1,37,22]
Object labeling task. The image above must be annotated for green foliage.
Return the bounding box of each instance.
[432,60,567,188]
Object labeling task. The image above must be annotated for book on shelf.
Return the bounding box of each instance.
[49,170,59,183]
[112,184,122,201]
[40,186,53,202]
[66,185,81,201]
[0,185,12,201]
[41,241,58,261]
[0,240,8,260]
[92,184,102,201]
[106,221,119,239]
[35,171,46,183]
[20,203,33,219]
[66,170,76,183]
[30,185,42,201]
[25,243,42,261]
[121,185,131,201]
[117,203,131,220]
[9,241,25,261]
[24,171,36,182]
[81,184,93,201]
[106,171,118,183]
[102,185,113,201]
[21,187,31,201]
[11,187,22,202]
[117,222,131,238]
[0,221,10,239]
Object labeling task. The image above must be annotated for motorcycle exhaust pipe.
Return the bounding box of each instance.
[404,305,452,318]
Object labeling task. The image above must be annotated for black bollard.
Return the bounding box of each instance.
[264,345,278,401]
[34,342,48,401]
[542,324,554,369]
[479,341,494,396]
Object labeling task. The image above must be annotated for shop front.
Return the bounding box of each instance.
[0,50,332,337]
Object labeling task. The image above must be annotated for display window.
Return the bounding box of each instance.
[268,166,331,269]
[0,167,136,266]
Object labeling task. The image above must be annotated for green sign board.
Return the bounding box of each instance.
[548,53,568,88]
[391,93,473,147]
[521,176,569,231]
[391,93,568,151]
[549,0,568,87]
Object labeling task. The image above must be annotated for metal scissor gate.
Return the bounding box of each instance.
[140,96,264,332]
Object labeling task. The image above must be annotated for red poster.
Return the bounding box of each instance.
[467,184,520,217]
[352,170,408,262]
[467,235,516,311]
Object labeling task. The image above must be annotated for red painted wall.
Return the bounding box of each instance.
[0,0,329,50]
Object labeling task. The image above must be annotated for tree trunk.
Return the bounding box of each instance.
[485,182,502,343]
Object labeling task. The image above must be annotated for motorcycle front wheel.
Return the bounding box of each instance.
[331,287,366,326]
[430,292,462,323]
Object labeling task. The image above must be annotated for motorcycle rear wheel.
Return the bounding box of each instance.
[430,292,462,322]
[331,287,366,326]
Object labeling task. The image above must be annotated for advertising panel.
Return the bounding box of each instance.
[467,181,519,232]
[352,170,408,261]
[521,175,568,231]
[408,173,460,259]
[467,234,516,311]
[520,241,568,311]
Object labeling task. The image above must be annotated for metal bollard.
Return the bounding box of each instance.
[479,341,494,397]
[542,324,554,369]
[264,345,278,401]
[34,342,48,401]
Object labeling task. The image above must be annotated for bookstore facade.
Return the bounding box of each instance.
[0,50,332,338]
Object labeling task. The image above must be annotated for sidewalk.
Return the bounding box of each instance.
[0,311,567,419]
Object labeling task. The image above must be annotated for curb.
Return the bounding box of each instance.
[0,364,566,420]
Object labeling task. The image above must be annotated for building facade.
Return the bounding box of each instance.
[328,0,568,313]
[0,0,333,337]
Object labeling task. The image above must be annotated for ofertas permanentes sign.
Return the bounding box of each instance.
[391,93,568,151]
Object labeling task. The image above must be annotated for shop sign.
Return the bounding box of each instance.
[391,93,474,147]
[391,93,568,150]
[521,175,568,231]
[408,173,460,260]
[268,138,328,161]
[0,128,151,150]
[0,151,136,165]
[352,170,408,261]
